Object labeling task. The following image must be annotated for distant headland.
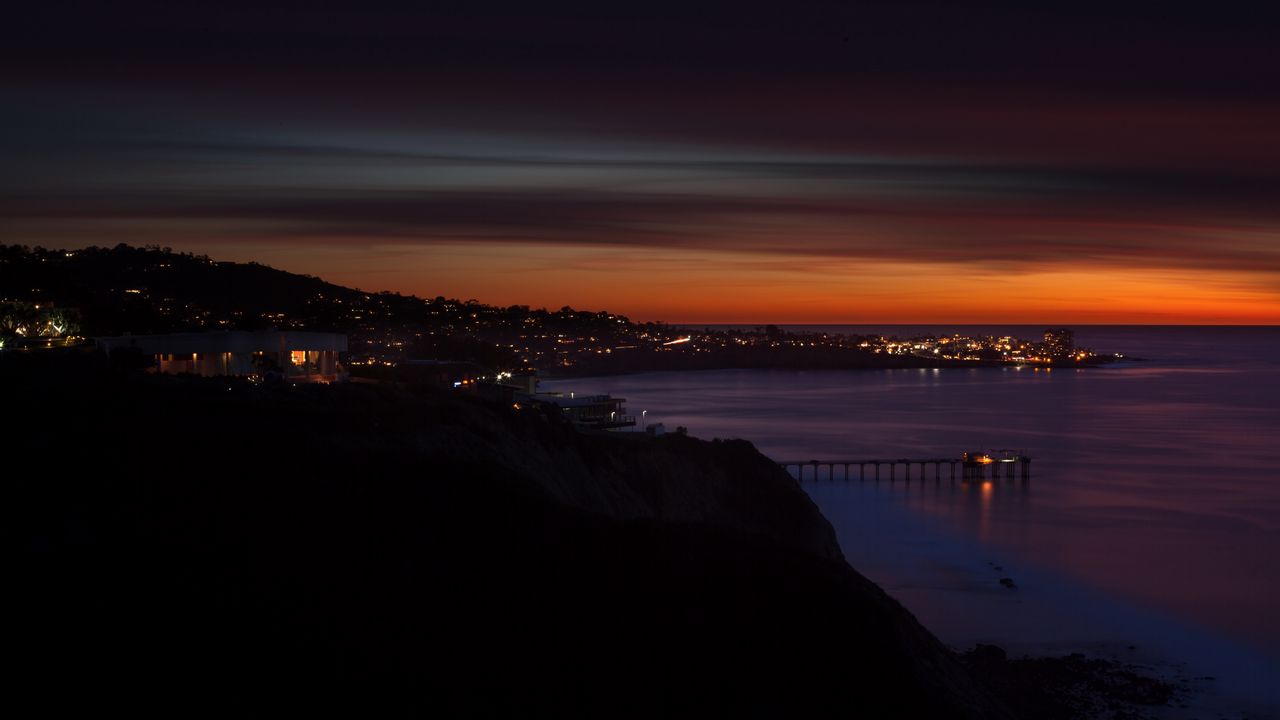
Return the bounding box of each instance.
[3,244,1129,377]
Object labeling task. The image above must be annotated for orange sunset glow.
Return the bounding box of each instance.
[200,241,1280,325]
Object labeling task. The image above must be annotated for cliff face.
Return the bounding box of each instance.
[10,365,1011,718]
[407,397,846,563]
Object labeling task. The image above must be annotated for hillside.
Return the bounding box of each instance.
[8,356,1013,718]
[2,243,419,334]
[4,243,1113,379]
[0,243,641,369]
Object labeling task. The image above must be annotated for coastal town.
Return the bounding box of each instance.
[3,245,1122,382]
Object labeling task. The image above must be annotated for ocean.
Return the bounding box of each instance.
[542,326,1280,718]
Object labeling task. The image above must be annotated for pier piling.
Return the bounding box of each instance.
[783,455,1031,484]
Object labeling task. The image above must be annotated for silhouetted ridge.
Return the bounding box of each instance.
[9,362,1012,718]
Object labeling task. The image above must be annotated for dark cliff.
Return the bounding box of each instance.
[9,359,1011,718]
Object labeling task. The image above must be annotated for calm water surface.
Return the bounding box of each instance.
[543,327,1280,711]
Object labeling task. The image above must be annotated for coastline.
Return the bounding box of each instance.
[543,364,1280,720]
[804,478,1280,720]
[11,350,1276,717]
[8,365,1008,717]
[540,355,1136,380]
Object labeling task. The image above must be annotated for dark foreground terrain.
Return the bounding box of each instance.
[8,352,1178,717]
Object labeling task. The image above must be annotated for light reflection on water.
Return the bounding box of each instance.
[542,327,1280,665]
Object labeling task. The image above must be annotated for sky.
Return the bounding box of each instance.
[4,1,1280,323]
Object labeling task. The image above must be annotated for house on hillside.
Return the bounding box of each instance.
[96,330,347,382]
[526,392,636,431]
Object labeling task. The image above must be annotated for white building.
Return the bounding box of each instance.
[96,331,347,382]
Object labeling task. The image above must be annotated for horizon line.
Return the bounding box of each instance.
[664,321,1280,327]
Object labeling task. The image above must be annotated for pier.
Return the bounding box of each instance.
[778,455,1030,482]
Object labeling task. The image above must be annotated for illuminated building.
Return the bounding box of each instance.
[1043,328,1075,356]
[96,331,347,382]
[526,393,636,430]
